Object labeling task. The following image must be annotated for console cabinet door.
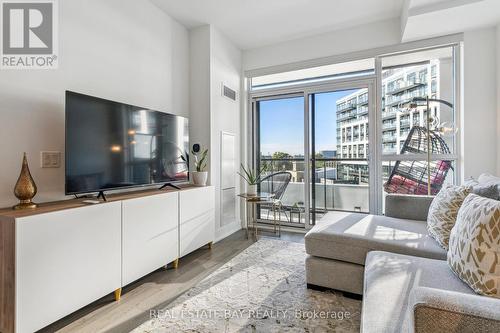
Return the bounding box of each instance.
[122,192,178,286]
[179,186,215,257]
[15,202,122,333]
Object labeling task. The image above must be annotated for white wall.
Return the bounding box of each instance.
[210,27,242,241]
[189,25,212,173]
[189,25,243,241]
[243,18,401,71]
[0,0,189,207]
[462,27,498,179]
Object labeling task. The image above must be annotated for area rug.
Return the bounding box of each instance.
[132,238,361,332]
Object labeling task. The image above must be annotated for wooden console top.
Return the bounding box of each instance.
[0,184,203,219]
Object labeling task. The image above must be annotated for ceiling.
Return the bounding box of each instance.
[402,0,500,41]
[150,0,404,50]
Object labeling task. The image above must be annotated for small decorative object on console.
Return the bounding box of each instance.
[191,147,208,186]
[13,152,38,210]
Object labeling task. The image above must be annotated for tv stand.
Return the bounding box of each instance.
[159,183,181,190]
[97,191,107,202]
[0,185,215,333]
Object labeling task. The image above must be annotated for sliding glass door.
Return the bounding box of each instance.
[308,81,376,225]
[310,88,366,223]
[254,95,307,227]
[252,79,376,228]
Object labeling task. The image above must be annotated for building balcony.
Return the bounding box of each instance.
[382,135,397,142]
[259,181,369,224]
[337,111,356,121]
[383,147,397,154]
[387,80,425,95]
[358,97,369,106]
[357,107,369,115]
[382,111,397,119]
[337,101,357,111]
[382,123,396,130]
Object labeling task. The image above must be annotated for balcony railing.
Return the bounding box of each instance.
[338,111,356,121]
[383,147,397,154]
[337,101,357,112]
[400,120,411,127]
[382,110,397,119]
[357,107,369,115]
[358,96,369,105]
[382,122,396,130]
[387,80,424,95]
[383,134,397,142]
[258,157,370,225]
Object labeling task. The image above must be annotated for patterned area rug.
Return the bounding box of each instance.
[133,238,361,332]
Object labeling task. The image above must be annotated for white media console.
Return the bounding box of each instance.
[0,185,215,333]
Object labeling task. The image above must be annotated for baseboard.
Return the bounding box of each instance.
[214,221,242,243]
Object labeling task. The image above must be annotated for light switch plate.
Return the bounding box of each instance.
[41,151,61,168]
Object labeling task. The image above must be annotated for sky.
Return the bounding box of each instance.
[259,89,357,156]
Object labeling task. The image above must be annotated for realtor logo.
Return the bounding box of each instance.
[1,0,58,69]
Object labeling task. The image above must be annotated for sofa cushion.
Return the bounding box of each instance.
[305,211,446,265]
[427,185,471,249]
[447,193,500,298]
[362,251,475,333]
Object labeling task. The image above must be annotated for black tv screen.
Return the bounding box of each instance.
[65,91,189,195]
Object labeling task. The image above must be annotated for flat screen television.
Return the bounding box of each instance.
[65,91,189,195]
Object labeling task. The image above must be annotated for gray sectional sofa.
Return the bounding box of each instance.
[305,193,500,333]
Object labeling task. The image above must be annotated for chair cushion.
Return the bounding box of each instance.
[426,185,471,250]
[447,193,500,298]
[362,251,475,333]
[305,211,446,265]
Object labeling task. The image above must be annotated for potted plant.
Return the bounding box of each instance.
[238,164,266,196]
[191,148,208,186]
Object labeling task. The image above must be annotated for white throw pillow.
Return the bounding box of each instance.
[447,193,500,298]
[427,185,471,249]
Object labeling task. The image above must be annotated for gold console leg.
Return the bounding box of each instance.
[208,241,213,249]
[114,288,122,301]
[172,258,179,269]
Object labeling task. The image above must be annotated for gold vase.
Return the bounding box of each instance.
[13,153,38,210]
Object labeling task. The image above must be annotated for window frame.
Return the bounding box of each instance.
[246,36,462,216]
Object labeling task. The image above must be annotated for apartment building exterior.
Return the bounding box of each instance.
[336,60,445,183]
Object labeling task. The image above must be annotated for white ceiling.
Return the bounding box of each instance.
[151,0,404,50]
[402,0,500,41]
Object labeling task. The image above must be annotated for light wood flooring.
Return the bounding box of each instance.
[40,229,305,333]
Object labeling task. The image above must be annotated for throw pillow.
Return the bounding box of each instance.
[472,183,500,201]
[427,185,471,249]
[477,173,500,184]
[447,194,500,298]
[463,176,478,187]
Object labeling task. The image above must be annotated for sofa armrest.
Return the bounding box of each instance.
[385,194,434,221]
[405,287,500,333]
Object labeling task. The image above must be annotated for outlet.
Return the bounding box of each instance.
[41,151,61,168]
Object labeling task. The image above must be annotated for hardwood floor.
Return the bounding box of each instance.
[40,229,305,333]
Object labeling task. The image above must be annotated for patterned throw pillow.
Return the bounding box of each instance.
[447,194,500,298]
[427,185,471,249]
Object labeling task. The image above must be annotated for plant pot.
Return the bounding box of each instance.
[247,184,257,196]
[192,171,208,186]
